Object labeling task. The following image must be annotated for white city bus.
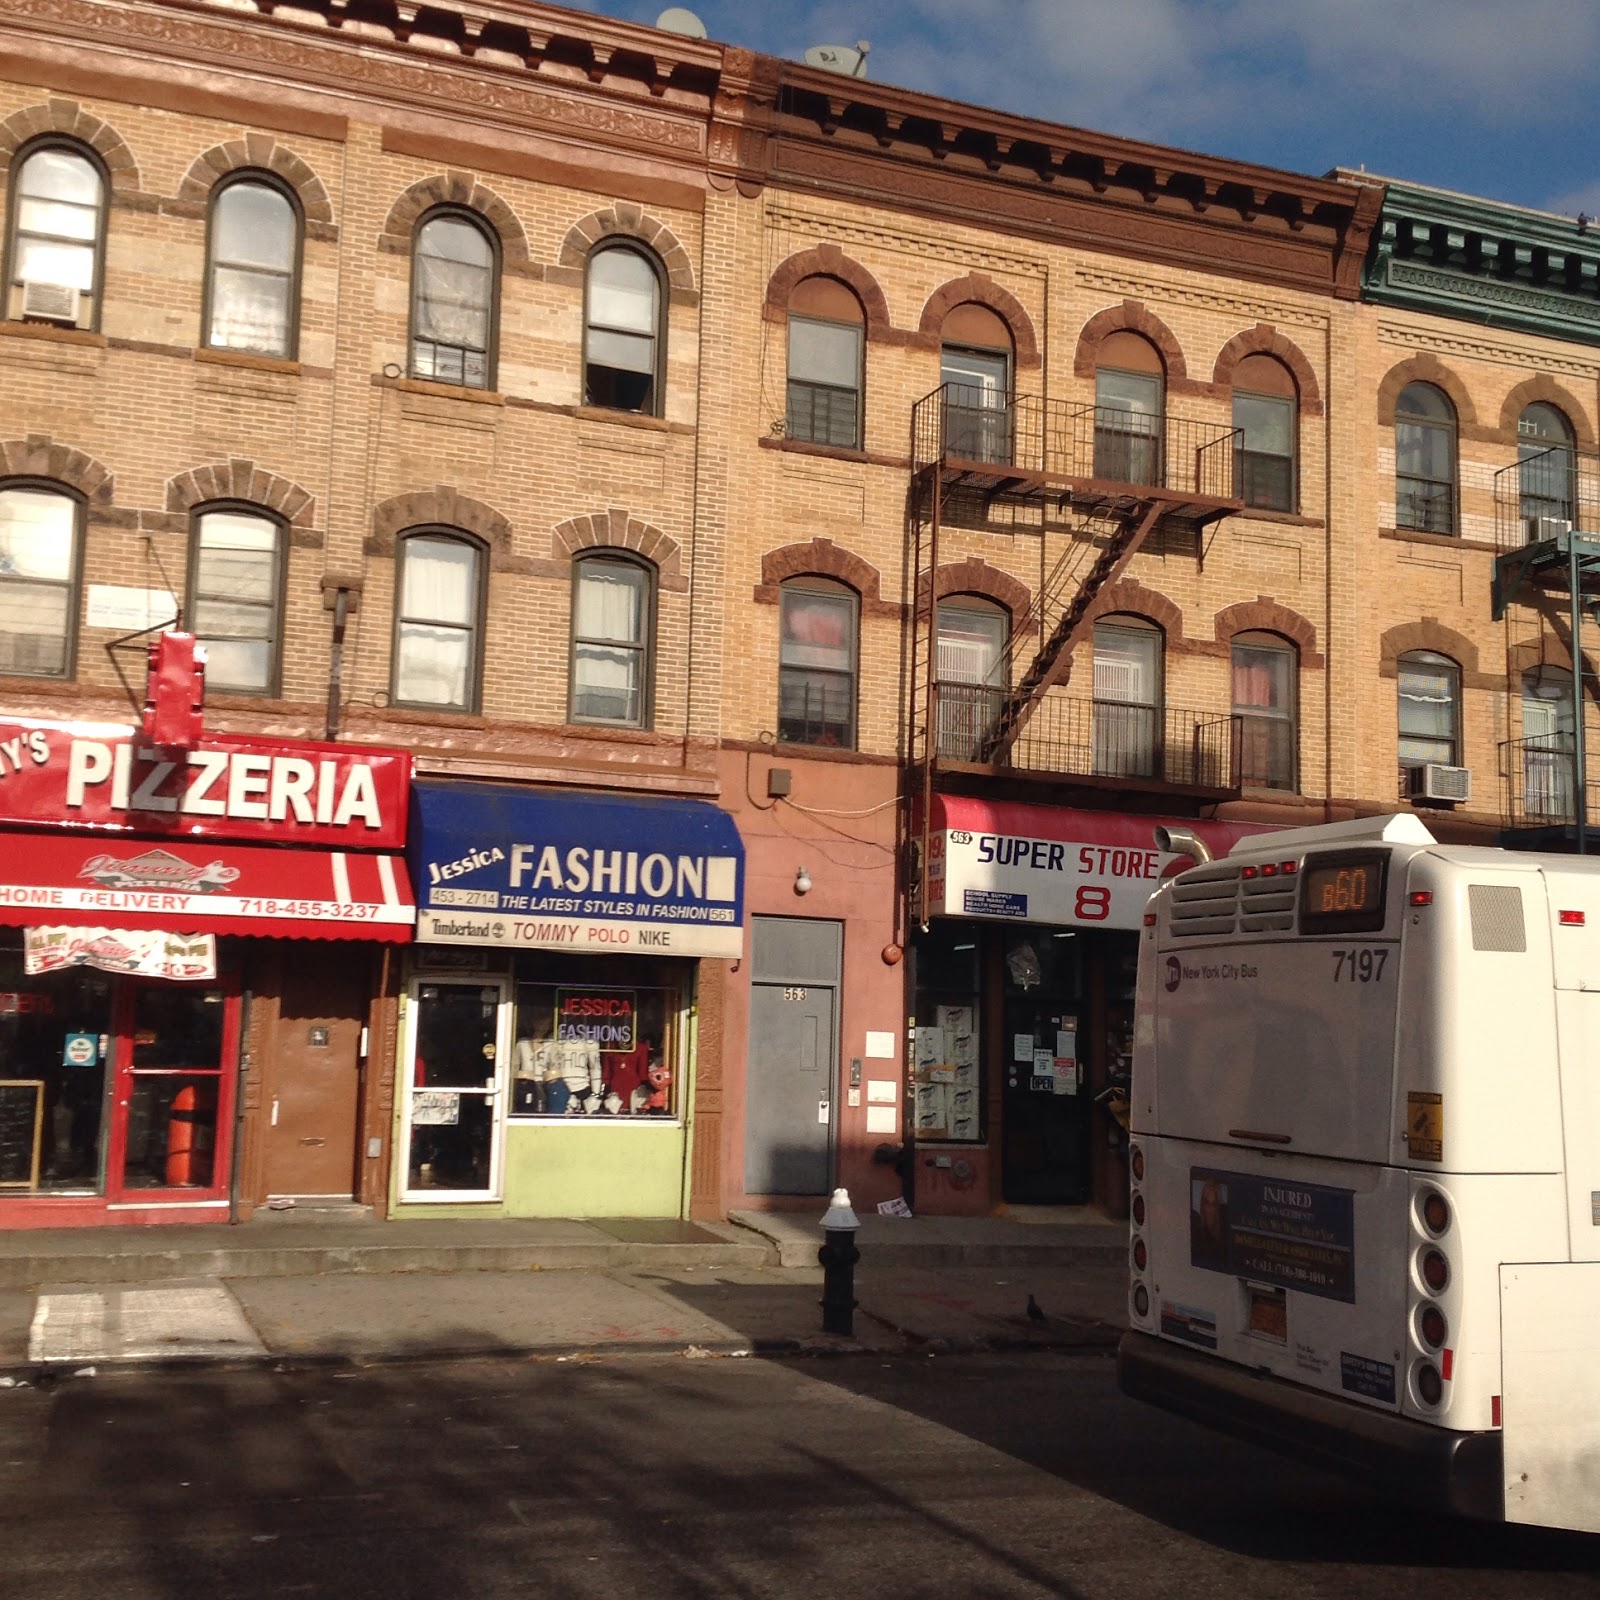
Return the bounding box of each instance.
[1119,812,1600,1531]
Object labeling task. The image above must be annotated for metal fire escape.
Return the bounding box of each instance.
[1492,444,1600,850]
[908,383,1243,920]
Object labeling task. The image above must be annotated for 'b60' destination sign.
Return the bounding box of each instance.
[0,718,411,850]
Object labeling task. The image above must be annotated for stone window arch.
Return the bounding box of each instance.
[918,273,1040,369]
[763,244,894,343]
[553,509,685,593]
[558,203,695,300]
[370,486,511,566]
[0,101,137,194]
[178,136,333,235]
[378,174,531,275]
[167,458,316,536]
[757,537,896,616]
[1075,299,1189,387]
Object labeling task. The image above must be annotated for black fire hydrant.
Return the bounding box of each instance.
[817,1187,861,1336]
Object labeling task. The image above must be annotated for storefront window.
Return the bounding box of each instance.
[0,945,111,1193]
[912,926,981,1143]
[119,983,227,1190]
[510,982,678,1118]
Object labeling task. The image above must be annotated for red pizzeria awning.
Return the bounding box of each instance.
[0,831,414,942]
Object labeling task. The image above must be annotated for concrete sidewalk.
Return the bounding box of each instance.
[0,1206,1131,1378]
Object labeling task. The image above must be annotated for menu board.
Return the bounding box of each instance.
[0,1080,44,1190]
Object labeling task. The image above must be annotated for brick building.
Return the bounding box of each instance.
[1,0,1593,1230]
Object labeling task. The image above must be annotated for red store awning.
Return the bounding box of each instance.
[0,831,415,943]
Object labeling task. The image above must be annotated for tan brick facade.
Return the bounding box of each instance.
[2,0,1594,1220]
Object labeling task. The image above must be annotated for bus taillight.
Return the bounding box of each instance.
[1132,1236,1147,1271]
[1419,1304,1447,1349]
[1130,1144,1145,1182]
[1421,1249,1450,1293]
[1421,1190,1450,1235]
[1131,1192,1145,1226]
[1416,1362,1444,1406]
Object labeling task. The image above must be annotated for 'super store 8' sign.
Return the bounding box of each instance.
[926,797,1268,932]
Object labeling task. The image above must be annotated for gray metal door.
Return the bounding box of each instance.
[745,917,841,1196]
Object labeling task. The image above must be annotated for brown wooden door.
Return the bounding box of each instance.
[262,947,371,1199]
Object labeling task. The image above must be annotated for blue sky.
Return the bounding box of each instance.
[571,0,1600,219]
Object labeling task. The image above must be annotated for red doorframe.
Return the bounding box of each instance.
[0,973,244,1229]
[104,975,242,1211]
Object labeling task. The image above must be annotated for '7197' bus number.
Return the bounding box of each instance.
[1331,948,1388,983]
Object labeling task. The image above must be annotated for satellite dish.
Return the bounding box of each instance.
[655,7,707,37]
[804,40,871,78]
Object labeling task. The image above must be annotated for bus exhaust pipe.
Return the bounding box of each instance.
[1154,825,1212,865]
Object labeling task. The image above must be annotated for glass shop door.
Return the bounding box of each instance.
[105,978,241,1204]
[399,977,508,1202]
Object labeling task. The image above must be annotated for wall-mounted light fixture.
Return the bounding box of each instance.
[794,865,812,896]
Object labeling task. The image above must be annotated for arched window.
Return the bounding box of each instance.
[1395,382,1456,535]
[786,278,864,449]
[0,483,81,677]
[1095,332,1164,486]
[1232,631,1297,791]
[5,142,106,330]
[935,595,1008,758]
[1232,354,1297,512]
[205,176,300,359]
[1093,616,1164,779]
[1397,650,1460,769]
[778,577,857,747]
[1523,665,1575,820]
[189,507,285,696]
[1518,402,1576,532]
[583,245,663,415]
[570,553,654,727]
[940,304,1013,466]
[392,531,485,712]
[410,211,497,390]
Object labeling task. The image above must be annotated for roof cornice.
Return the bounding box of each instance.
[1351,174,1600,345]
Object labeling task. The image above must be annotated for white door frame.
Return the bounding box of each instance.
[397,973,511,1203]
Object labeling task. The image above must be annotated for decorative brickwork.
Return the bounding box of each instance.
[1507,636,1600,680]
[177,136,335,229]
[1079,578,1186,644]
[556,204,695,300]
[756,538,902,618]
[1376,353,1478,429]
[1378,619,1500,689]
[1074,299,1189,383]
[166,458,315,528]
[368,485,510,557]
[0,434,114,506]
[552,509,686,593]
[915,274,1040,369]
[762,245,898,344]
[0,101,138,193]
[378,173,532,274]
[1211,323,1324,416]
[1496,376,1596,450]
[917,557,1033,632]
[1213,597,1323,668]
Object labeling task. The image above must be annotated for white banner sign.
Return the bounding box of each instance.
[416,908,742,960]
[24,925,218,980]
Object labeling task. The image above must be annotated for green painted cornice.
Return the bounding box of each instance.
[1342,173,1600,345]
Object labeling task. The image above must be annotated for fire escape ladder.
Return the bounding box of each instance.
[978,499,1167,762]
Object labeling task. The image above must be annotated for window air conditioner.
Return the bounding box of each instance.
[1405,763,1472,804]
[20,280,79,324]
[1526,515,1573,543]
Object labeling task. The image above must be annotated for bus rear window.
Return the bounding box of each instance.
[1298,850,1388,935]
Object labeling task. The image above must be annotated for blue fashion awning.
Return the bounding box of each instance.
[408,781,744,959]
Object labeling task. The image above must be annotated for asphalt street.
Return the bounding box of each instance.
[2,1349,1596,1600]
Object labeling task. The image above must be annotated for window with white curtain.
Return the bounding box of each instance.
[190,508,283,695]
[6,142,106,329]
[393,532,483,712]
[410,211,496,390]
[0,484,80,677]
[206,177,299,358]
[571,555,652,726]
[935,597,1007,759]
[1093,618,1163,779]
[584,247,662,415]
[1397,650,1460,769]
